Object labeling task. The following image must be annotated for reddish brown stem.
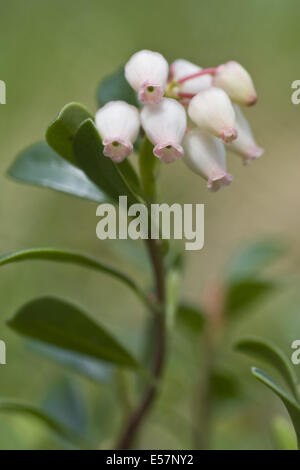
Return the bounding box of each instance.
[177,67,217,85]
[115,238,166,449]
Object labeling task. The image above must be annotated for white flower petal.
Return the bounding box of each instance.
[141,97,187,163]
[213,61,257,106]
[188,87,237,143]
[125,50,169,104]
[183,128,232,191]
[95,101,140,162]
[227,105,264,164]
[171,59,212,94]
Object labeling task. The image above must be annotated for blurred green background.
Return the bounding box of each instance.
[1,0,300,450]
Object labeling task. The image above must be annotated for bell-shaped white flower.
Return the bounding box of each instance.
[141,98,187,163]
[95,101,140,163]
[125,50,169,105]
[227,105,264,164]
[188,87,238,143]
[170,59,212,95]
[183,128,232,191]
[213,61,257,106]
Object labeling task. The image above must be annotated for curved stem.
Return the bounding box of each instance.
[177,67,217,85]
[115,237,166,449]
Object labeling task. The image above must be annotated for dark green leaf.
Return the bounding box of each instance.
[210,370,240,400]
[176,303,205,333]
[7,142,106,203]
[236,338,300,401]
[97,67,139,107]
[7,297,140,368]
[73,119,139,206]
[118,159,144,199]
[226,239,285,283]
[252,367,300,449]
[29,341,113,383]
[0,399,81,445]
[0,247,148,307]
[46,102,93,164]
[225,279,275,317]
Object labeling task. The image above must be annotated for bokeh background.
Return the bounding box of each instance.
[0,0,300,449]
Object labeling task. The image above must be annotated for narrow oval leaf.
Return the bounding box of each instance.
[236,338,300,401]
[0,399,81,445]
[73,119,139,206]
[97,67,139,107]
[46,102,93,164]
[226,239,285,283]
[7,142,107,203]
[7,297,140,368]
[251,367,300,449]
[118,159,144,199]
[225,279,276,317]
[0,247,147,303]
[29,341,113,383]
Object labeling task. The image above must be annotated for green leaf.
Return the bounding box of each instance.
[97,67,139,107]
[272,416,298,450]
[251,367,300,449]
[118,159,144,199]
[139,137,159,201]
[226,239,285,283]
[46,102,93,164]
[7,142,107,203]
[225,279,275,317]
[73,119,139,206]
[0,247,148,307]
[210,370,240,400]
[43,379,87,437]
[7,296,140,369]
[236,338,300,401]
[29,341,113,383]
[176,303,205,333]
[0,399,81,445]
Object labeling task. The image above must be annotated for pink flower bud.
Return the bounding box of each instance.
[95,101,140,163]
[188,87,238,143]
[170,59,212,94]
[125,50,169,105]
[183,128,232,191]
[213,61,257,106]
[141,98,187,163]
[227,105,264,164]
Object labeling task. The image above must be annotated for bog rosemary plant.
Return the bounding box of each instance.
[1,50,300,450]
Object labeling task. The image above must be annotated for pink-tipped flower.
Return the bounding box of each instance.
[125,50,169,105]
[227,105,264,164]
[141,98,187,164]
[171,59,212,95]
[188,87,238,143]
[182,128,232,191]
[95,101,140,163]
[213,61,257,106]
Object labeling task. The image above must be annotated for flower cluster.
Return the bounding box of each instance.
[95,50,263,191]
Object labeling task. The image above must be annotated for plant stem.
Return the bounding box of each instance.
[115,237,166,449]
[177,67,217,84]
